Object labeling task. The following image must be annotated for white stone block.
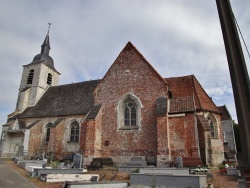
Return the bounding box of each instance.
[43,174,99,183]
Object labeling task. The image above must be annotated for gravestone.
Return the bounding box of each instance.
[88,157,114,170]
[73,153,82,168]
[175,156,183,168]
[128,157,144,166]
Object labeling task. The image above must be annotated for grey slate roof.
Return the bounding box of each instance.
[169,96,195,114]
[19,80,100,118]
[26,120,41,129]
[18,120,26,129]
[51,118,64,127]
[87,104,102,120]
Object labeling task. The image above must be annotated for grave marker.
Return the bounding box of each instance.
[73,153,82,168]
[175,156,183,168]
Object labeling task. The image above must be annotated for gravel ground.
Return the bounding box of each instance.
[208,168,239,188]
[6,160,240,188]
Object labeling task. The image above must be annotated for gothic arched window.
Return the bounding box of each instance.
[124,99,137,126]
[27,69,34,84]
[118,94,142,130]
[47,73,52,85]
[70,121,79,142]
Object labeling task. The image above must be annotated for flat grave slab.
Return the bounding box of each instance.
[64,181,129,188]
[33,168,87,177]
[41,174,99,183]
[130,173,207,188]
[18,161,46,169]
[25,166,52,173]
[139,167,190,175]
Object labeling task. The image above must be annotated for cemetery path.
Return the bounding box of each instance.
[0,158,37,188]
[208,168,239,188]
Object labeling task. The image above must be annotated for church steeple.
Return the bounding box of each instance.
[41,34,50,55]
[41,23,51,55]
[16,24,60,112]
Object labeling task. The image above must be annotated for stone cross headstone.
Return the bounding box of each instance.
[175,156,183,168]
[73,153,82,168]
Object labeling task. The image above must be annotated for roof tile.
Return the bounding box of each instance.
[169,96,195,113]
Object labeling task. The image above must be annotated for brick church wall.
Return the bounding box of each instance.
[28,116,83,160]
[157,115,169,166]
[93,44,168,164]
[168,113,197,158]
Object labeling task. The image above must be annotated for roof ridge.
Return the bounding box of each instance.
[164,75,193,80]
[49,79,101,89]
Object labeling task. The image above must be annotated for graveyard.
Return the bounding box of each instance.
[1,154,239,188]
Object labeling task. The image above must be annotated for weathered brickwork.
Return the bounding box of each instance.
[28,116,83,159]
[168,113,197,157]
[156,115,170,166]
[93,43,168,164]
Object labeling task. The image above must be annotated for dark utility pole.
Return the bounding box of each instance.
[216,0,250,186]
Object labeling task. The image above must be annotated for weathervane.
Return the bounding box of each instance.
[47,23,52,34]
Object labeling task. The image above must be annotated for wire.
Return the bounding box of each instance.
[233,14,250,59]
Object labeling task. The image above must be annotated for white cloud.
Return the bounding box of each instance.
[0,0,249,133]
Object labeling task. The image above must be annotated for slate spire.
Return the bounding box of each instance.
[41,23,51,55]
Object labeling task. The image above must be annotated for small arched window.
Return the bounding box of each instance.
[27,69,34,84]
[70,121,79,142]
[124,98,137,126]
[47,73,52,85]
[45,123,52,142]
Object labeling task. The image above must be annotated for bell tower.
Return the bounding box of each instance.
[16,25,60,112]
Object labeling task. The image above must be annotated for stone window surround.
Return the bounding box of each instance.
[117,93,142,130]
[67,120,80,143]
[206,113,219,139]
[69,120,80,142]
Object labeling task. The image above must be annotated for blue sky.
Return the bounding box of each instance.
[0,0,250,134]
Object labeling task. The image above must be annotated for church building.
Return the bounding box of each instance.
[1,32,225,167]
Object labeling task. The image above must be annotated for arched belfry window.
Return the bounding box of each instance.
[47,73,52,85]
[118,94,142,130]
[27,69,34,84]
[70,121,79,142]
[207,115,218,138]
